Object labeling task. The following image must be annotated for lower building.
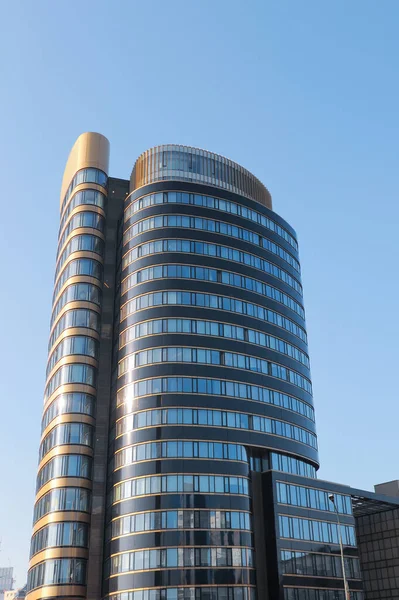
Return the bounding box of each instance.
[252,472,399,599]
[355,480,399,599]
[4,586,26,600]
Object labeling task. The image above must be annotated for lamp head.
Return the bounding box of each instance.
[328,493,335,503]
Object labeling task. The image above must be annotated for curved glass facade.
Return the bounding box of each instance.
[104,145,318,600]
[28,139,322,600]
[131,145,271,208]
[27,132,108,600]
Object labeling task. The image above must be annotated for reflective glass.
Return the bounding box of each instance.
[113,474,249,502]
[61,167,107,215]
[27,558,87,591]
[278,515,356,546]
[118,372,313,420]
[123,217,299,272]
[121,264,305,319]
[123,220,301,292]
[125,189,297,250]
[33,487,91,523]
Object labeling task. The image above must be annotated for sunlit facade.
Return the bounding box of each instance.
[28,133,397,600]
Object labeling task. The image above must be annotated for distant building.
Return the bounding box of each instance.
[4,587,26,600]
[0,568,13,600]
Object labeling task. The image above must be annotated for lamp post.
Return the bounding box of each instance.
[329,493,350,600]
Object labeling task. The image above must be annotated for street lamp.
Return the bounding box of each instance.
[328,493,350,600]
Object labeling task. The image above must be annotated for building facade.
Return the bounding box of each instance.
[26,133,399,600]
[0,568,14,600]
[5,585,27,600]
[355,481,399,599]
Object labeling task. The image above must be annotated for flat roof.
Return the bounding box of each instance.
[268,471,399,517]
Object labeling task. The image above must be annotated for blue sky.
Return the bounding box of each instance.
[1,0,399,587]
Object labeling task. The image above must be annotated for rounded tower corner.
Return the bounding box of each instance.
[60,132,110,209]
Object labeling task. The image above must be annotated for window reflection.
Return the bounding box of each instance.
[61,167,107,215]
[281,549,361,579]
[51,283,101,327]
[123,216,299,272]
[117,377,314,425]
[269,453,317,477]
[27,558,86,591]
[36,455,92,491]
[110,545,254,574]
[125,190,297,250]
[55,234,104,278]
[59,189,105,234]
[123,218,301,292]
[121,290,307,342]
[53,259,103,301]
[121,264,304,318]
[278,515,356,546]
[111,509,251,538]
[33,487,91,523]
[277,482,352,515]
[116,398,316,450]
[49,309,100,351]
[41,393,95,432]
[58,211,105,254]
[114,440,247,469]
[44,363,96,400]
[30,521,89,556]
[47,336,98,377]
[284,589,364,600]
[109,586,256,600]
[39,423,93,460]
[119,332,311,394]
[123,329,309,370]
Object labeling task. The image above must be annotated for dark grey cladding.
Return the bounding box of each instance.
[104,166,317,600]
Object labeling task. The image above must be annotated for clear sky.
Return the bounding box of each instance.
[1,0,398,587]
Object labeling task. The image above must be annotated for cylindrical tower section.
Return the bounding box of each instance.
[27,133,110,600]
[105,146,318,600]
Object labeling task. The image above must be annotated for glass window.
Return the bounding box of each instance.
[276,483,351,515]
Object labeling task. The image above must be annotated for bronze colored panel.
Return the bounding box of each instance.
[29,546,88,568]
[58,204,106,242]
[52,275,103,307]
[45,355,98,388]
[130,144,272,209]
[53,250,104,290]
[47,327,100,357]
[26,584,86,600]
[32,511,91,535]
[41,413,95,441]
[56,228,106,270]
[37,444,93,473]
[28,133,110,600]
[35,477,92,503]
[49,301,102,338]
[62,181,108,212]
[60,132,109,209]
[43,384,96,412]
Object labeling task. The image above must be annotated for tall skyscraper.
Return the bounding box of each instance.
[30,132,395,600]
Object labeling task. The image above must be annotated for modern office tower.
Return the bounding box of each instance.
[27,133,399,600]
